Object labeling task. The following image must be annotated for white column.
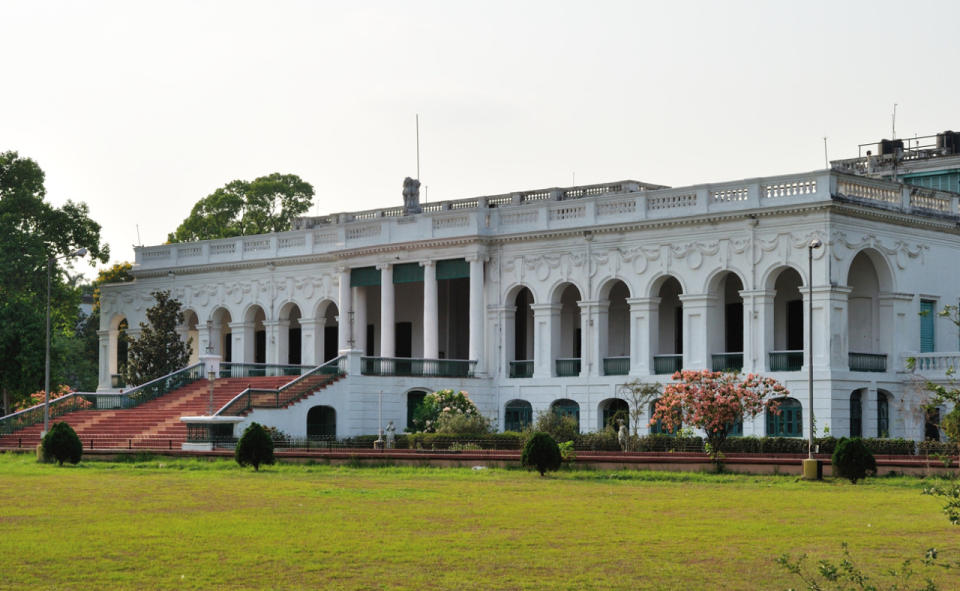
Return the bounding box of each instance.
[679,294,715,371]
[264,320,285,365]
[493,305,515,378]
[97,329,111,390]
[879,292,913,370]
[337,267,352,352]
[531,303,561,378]
[353,286,367,355]
[468,257,484,362]
[578,300,600,377]
[229,321,251,363]
[594,301,610,375]
[422,260,438,359]
[379,264,395,358]
[808,286,851,371]
[627,297,658,376]
[300,318,321,365]
[752,290,776,372]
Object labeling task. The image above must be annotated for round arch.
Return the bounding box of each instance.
[644,273,688,299]
[547,279,585,305]
[306,405,336,440]
[504,399,533,432]
[761,263,807,292]
[846,248,895,293]
[767,397,803,437]
[597,276,633,300]
[597,398,629,431]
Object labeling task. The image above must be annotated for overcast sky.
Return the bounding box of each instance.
[2,0,958,278]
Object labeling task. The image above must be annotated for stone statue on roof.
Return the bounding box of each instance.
[403,177,422,215]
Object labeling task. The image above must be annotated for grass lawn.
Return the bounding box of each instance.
[0,454,957,590]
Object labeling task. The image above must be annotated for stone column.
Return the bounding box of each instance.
[264,320,285,365]
[879,292,914,370]
[468,257,484,363]
[807,286,851,371]
[579,300,602,377]
[627,297,659,376]
[745,289,776,373]
[531,303,561,378]
[862,387,878,438]
[337,267,352,352]
[379,264,395,358]
[422,260,438,359]
[679,294,716,371]
[299,318,322,366]
[225,322,248,363]
[353,286,367,355]
[493,305,515,378]
[97,329,112,390]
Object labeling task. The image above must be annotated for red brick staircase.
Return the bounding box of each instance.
[0,376,295,450]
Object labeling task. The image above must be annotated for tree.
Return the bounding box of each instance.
[0,151,108,414]
[168,173,314,242]
[124,290,192,386]
[42,421,83,465]
[651,370,788,464]
[617,379,662,436]
[831,438,877,484]
[521,432,562,476]
[235,422,275,471]
[912,304,960,443]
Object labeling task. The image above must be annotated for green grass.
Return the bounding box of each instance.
[0,454,957,590]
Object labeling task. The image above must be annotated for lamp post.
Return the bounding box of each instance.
[43,247,88,436]
[804,239,822,478]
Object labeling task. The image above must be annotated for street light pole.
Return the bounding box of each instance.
[43,247,88,436]
[807,239,822,463]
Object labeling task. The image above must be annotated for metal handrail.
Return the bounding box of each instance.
[216,356,346,416]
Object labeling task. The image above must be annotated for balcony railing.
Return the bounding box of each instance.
[908,352,960,372]
[555,358,581,377]
[711,353,744,372]
[603,357,630,376]
[653,355,682,375]
[769,351,803,372]
[849,352,887,372]
[509,360,534,378]
[218,363,313,378]
[360,357,477,378]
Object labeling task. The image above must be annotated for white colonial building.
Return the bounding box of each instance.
[99,133,960,441]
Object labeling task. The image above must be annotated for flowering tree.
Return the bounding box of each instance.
[651,370,788,461]
[411,389,488,433]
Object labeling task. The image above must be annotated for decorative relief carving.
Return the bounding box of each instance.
[831,232,925,270]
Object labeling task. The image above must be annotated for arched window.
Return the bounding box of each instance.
[307,406,336,441]
[406,390,429,430]
[850,390,863,438]
[767,398,802,437]
[877,391,890,438]
[504,400,533,432]
[599,398,629,431]
[550,399,580,431]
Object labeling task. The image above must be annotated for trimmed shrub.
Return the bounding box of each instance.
[235,422,275,471]
[42,422,82,466]
[576,428,621,451]
[831,438,877,483]
[919,440,960,457]
[522,432,562,476]
[862,438,915,456]
[407,432,522,450]
[434,411,492,435]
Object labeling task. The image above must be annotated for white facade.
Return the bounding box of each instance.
[99,168,960,440]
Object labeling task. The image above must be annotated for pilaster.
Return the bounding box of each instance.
[627,297,659,376]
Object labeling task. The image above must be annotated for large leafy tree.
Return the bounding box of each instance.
[124,290,192,386]
[0,151,108,414]
[168,173,314,242]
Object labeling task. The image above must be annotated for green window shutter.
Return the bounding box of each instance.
[350,267,381,287]
[920,300,935,353]
[436,258,470,280]
[393,262,423,284]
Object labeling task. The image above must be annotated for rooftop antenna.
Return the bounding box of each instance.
[135,224,142,247]
[416,113,420,181]
[892,103,898,140]
[572,172,575,186]
[823,137,829,169]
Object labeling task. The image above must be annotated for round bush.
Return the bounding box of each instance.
[831,437,877,483]
[235,422,275,471]
[521,432,562,476]
[42,422,82,466]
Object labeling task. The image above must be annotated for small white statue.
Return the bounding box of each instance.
[617,418,628,451]
[385,420,396,449]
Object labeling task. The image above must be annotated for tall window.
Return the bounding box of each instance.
[850,391,863,438]
[920,300,936,353]
[767,398,802,437]
[877,393,889,438]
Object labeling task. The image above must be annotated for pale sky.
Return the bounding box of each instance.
[2,0,958,278]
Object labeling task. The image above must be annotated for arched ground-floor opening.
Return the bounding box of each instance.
[307,405,336,440]
[767,397,802,437]
[598,398,629,431]
[406,389,430,431]
[550,399,580,432]
[504,399,533,432]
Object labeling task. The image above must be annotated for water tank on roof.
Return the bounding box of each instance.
[879,139,904,156]
[937,131,959,154]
